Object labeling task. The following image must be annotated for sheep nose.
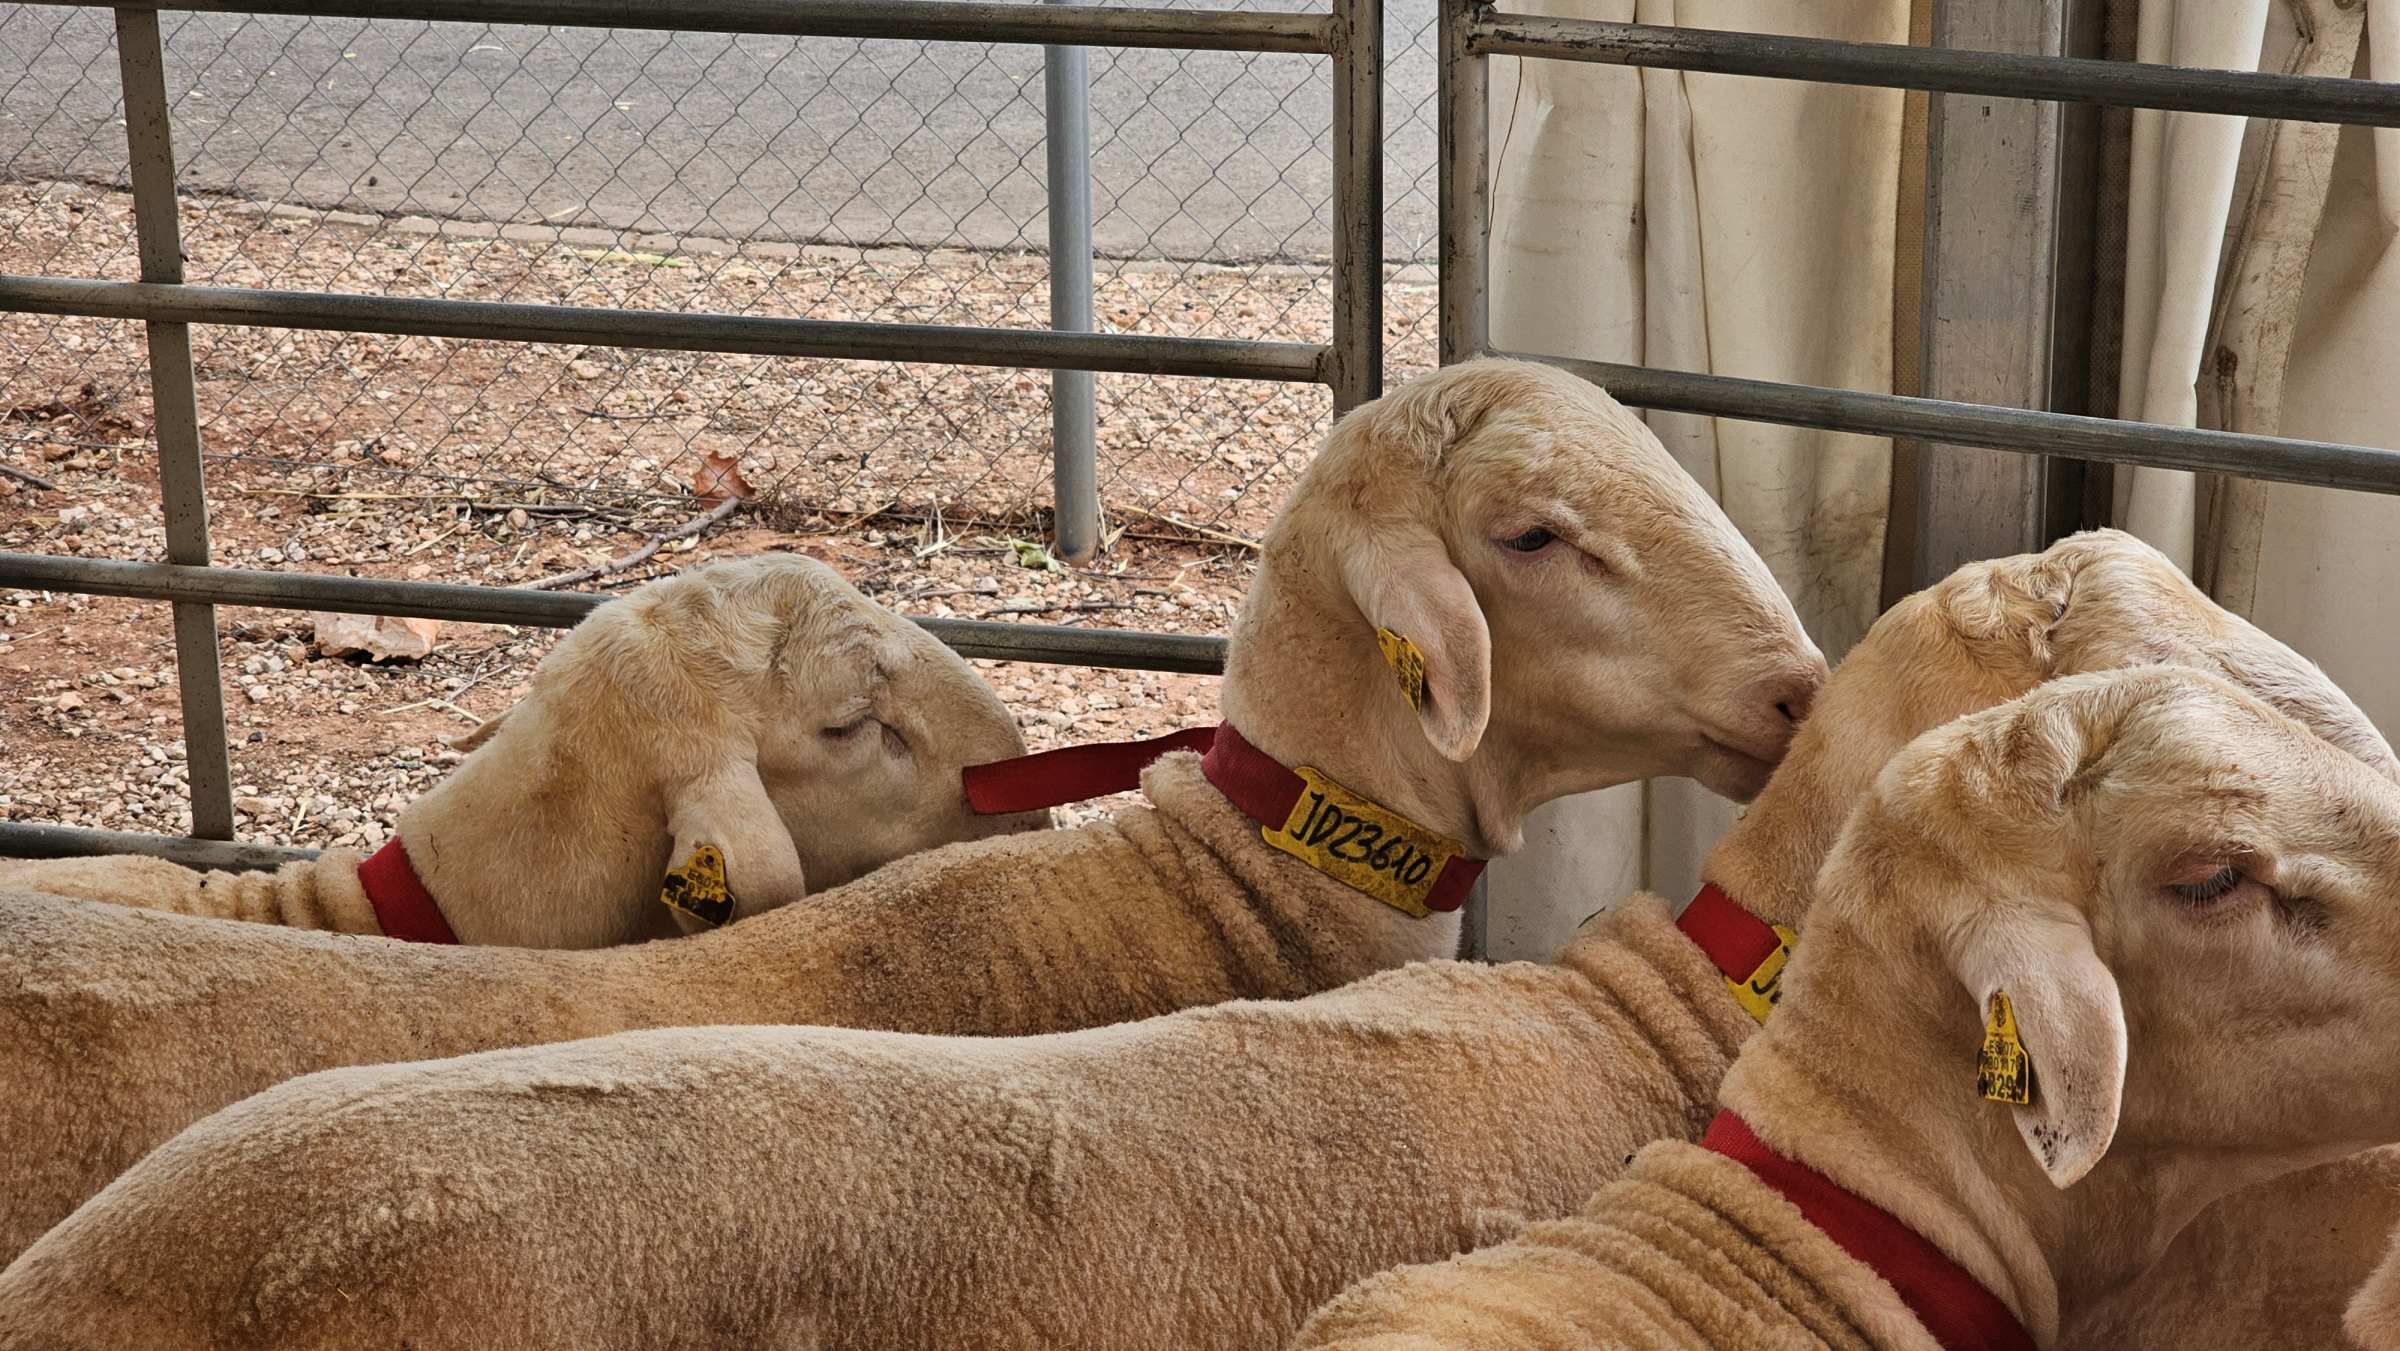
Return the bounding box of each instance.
[1755,662,1826,730]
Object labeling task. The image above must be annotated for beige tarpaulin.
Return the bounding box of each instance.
[1478,0,1906,958]
[2114,0,2400,740]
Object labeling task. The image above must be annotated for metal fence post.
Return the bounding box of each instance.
[1437,0,1488,366]
[1044,3,1101,565]
[1331,0,1384,412]
[113,6,235,841]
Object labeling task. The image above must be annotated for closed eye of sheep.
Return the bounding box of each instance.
[0,531,2374,1350]
[1291,667,2400,1351]
[0,554,1044,948]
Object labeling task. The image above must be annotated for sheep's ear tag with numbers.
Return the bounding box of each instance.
[1977,990,2035,1106]
[1375,627,1428,712]
[1726,926,1801,1026]
[1263,766,1462,919]
[660,843,736,929]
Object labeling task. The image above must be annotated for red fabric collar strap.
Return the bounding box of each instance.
[1702,1113,2036,1351]
[1200,723,1485,915]
[963,727,1219,815]
[1678,881,1784,983]
[357,837,462,945]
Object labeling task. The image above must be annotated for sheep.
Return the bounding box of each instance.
[0,357,1827,1261]
[2345,1215,2400,1350]
[0,554,1045,947]
[1288,666,2400,1351]
[0,531,2365,1348]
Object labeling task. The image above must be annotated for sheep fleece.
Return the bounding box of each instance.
[0,755,1453,1262]
[1292,1142,1941,1351]
[0,852,378,933]
[0,900,1746,1350]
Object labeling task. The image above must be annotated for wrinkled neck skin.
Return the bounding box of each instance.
[1720,921,2318,1348]
[1220,548,1532,858]
[1696,718,1859,928]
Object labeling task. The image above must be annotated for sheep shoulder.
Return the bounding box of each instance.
[1294,1142,1940,1351]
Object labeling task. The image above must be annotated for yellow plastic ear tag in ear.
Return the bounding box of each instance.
[1263,766,1463,919]
[1375,627,1427,712]
[1725,926,1801,1026]
[660,843,736,928]
[1978,990,2034,1105]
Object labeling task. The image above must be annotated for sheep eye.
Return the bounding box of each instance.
[1500,527,1556,553]
[2167,865,2244,904]
[821,717,874,740]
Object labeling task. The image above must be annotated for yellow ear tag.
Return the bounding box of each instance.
[1725,925,1801,1026]
[660,843,735,928]
[1978,990,2034,1105]
[1375,627,1428,712]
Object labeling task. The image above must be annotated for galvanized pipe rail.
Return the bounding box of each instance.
[1441,0,2400,493]
[1,0,1375,866]
[0,553,1232,672]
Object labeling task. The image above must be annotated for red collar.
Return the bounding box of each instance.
[963,727,1219,815]
[962,723,1484,915]
[1703,1113,2036,1351]
[357,837,462,944]
[1678,881,1784,982]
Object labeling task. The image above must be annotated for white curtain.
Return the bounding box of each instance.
[1478,0,1908,958]
[2113,0,2400,740]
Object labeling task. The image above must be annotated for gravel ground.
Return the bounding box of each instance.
[0,182,1437,846]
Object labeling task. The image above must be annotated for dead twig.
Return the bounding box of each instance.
[527,495,741,590]
[981,600,1138,618]
[0,462,58,491]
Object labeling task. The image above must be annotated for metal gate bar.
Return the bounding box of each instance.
[0,0,1380,865]
[1441,0,2400,495]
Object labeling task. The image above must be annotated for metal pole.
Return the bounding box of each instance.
[20,0,1341,54]
[114,8,234,842]
[1330,0,1383,411]
[1438,0,1490,365]
[1043,5,1100,564]
[0,553,1235,674]
[0,275,1332,383]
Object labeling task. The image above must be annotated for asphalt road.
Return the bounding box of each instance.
[0,3,1438,262]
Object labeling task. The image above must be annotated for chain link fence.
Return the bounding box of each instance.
[0,0,1422,849]
[0,2,1438,574]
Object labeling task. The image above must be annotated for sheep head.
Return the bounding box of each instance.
[1710,667,2400,1335]
[420,556,1039,945]
[1710,528,2396,925]
[1773,666,2400,1197]
[1223,358,1827,856]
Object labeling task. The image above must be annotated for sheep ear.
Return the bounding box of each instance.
[660,757,808,935]
[1947,902,2126,1188]
[1338,529,1492,762]
[448,707,510,752]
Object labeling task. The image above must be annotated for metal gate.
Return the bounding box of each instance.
[0,0,1385,867]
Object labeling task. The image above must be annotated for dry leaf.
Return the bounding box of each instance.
[689,452,754,506]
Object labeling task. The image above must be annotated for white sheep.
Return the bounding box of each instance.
[0,554,1044,946]
[0,357,1826,1260]
[0,532,2362,1348]
[1290,666,2400,1351]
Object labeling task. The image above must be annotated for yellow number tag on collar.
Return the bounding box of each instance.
[1725,925,1800,1025]
[660,843,735,928]
[1375,628,1428,712]
[1978,990,2034,1105]
[1262,765,1462,919]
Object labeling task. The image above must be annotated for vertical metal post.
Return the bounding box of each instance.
[1437,0,1488,366]
[1043,7,1101,565]
[1330,0,1383,411]
[115,7,234,841]
[1439,0,1488,955]
[1903,0,2074,587]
